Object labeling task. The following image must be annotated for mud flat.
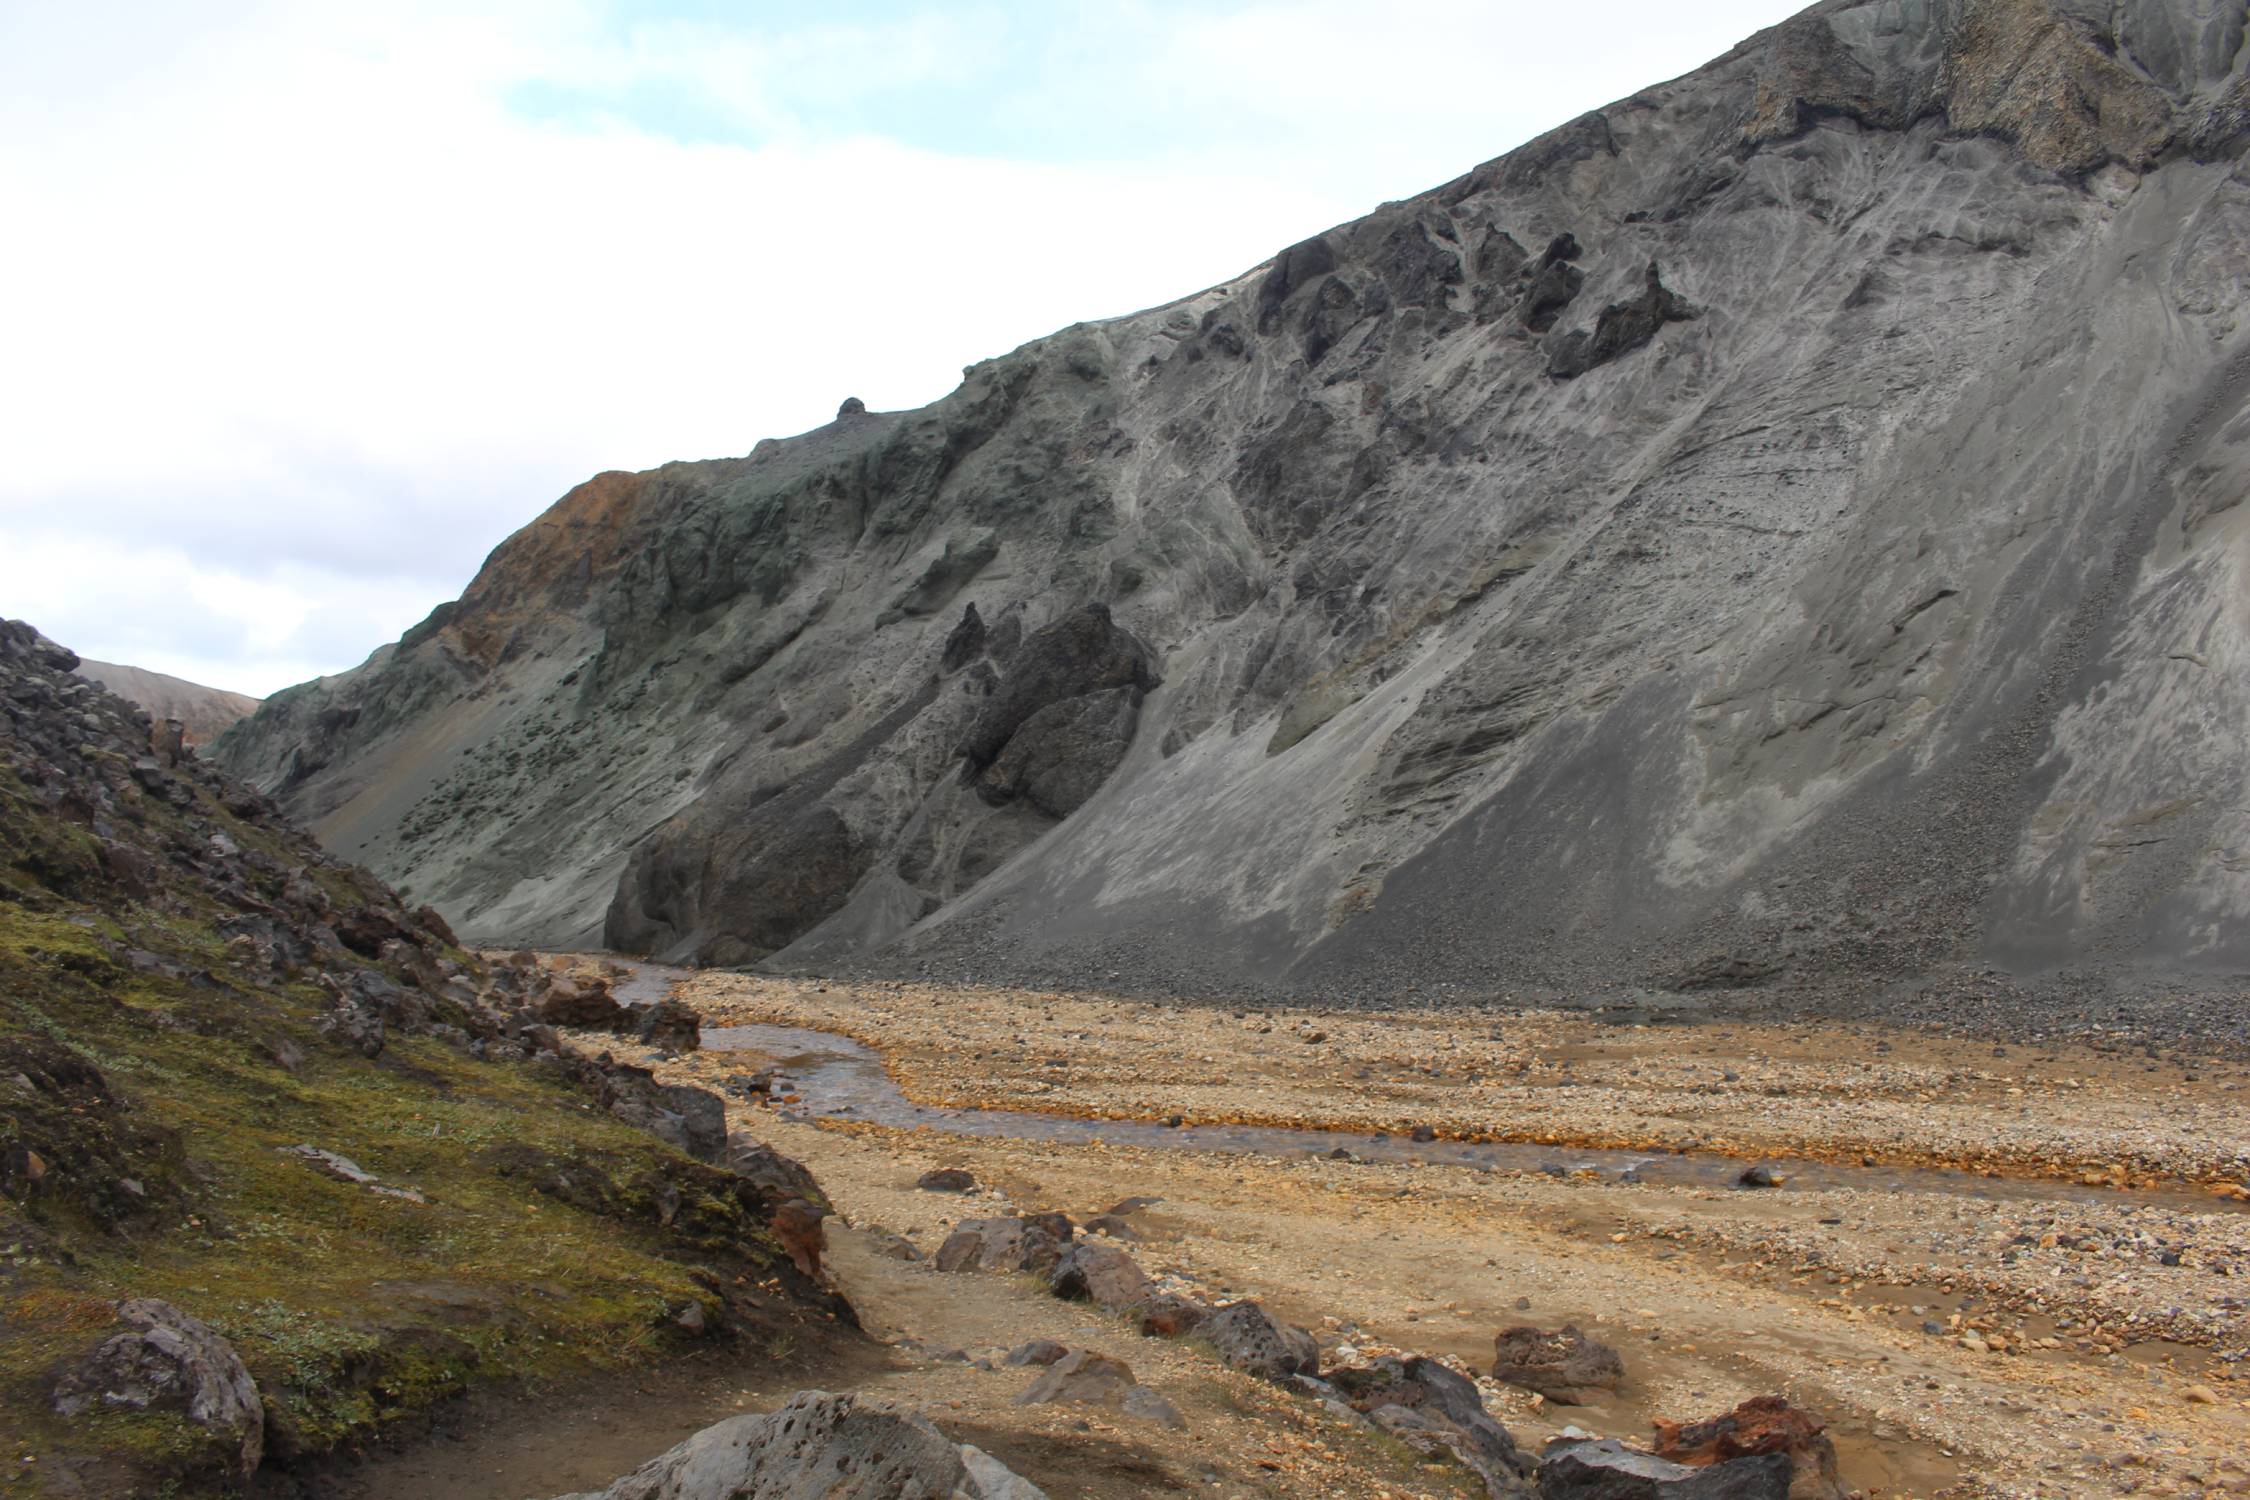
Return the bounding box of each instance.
[605,970,2250,1499]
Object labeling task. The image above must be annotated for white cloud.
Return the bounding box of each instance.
[0,0,1804,692]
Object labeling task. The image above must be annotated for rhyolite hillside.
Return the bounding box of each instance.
[219,0,2250,1014]
[0,619,850,1493]
[73,657,261,747]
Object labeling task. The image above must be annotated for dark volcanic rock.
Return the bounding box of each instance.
[976,685,1143,817]
[959,605,1160,770]
[1539,1438,1791,1499]
[1046,1242,1150,1312]
[1491,1324,1624,1401]
[1329,1355,1535,1497]
[1131,1293,1209,1337]
[1653,1396,1846,1500]
[1516,232,1585,331]
[534,974,632,1032]
[916,1167,976,1192]
[633,996,702,1052]
[934,1215,1072,1276]
[1545,261,1695,379]
[1199,1300,1318,1382]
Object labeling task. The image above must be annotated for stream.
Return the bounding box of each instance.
[616,966,2239,1213]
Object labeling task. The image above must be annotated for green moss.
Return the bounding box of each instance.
[0,869,827,1496]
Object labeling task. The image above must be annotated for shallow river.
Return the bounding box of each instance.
[606,963,2241,1212]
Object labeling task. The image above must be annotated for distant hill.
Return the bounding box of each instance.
[75,657,260,745]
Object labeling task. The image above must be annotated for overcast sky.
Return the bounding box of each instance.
[0,0,1805,698]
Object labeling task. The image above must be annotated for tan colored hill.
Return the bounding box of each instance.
[75,656,261,745]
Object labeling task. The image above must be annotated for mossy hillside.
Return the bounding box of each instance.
[0,695,844,1494]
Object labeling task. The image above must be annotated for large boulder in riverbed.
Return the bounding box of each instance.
[51,1299,264,1478]
[551,1390,1047,1499]
[1539,1438,1790,1499]
[1199,1299,1317,1382]
[1491,1323,1623,1401]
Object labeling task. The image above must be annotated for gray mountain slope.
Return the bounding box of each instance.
[217,0,2250,1014]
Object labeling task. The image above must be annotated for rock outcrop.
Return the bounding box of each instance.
[51,1299,264,1478]
[218,0,2250,1017]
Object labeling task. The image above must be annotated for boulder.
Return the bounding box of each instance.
[727,1137,824,1203]
[916,1167,976,1192]
[1014,1349,1184,1429]
[1131,1293,1210,1337]
[1652,1396,1846,1500]
[1491,1323,1624,1401]
[1199,1300,1317,1382]
[52,1299,264,1478]
[1047,1243,1150,1313]
[1329,1355,1534,1496]
[635,997,702,1052]
[553,1389,1047,1499]
[1003,1338,1069,1367]
[1539,1438,1791,1500]
[935,1216,1071,1276]
[536,975,633,1032]
[934,1223,990,1274]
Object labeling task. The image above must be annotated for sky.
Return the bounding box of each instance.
[0,0,1805,698]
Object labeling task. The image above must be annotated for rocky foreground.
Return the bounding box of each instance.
[542,966,2250,1500]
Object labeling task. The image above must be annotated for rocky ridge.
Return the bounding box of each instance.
[219,0,2250,1016]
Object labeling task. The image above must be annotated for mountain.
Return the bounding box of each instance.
[74,657,261,746]
[216,0,2250,1013]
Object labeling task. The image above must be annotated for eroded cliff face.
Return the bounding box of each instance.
[219,0,2250,1001]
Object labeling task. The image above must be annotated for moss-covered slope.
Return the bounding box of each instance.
[0,620,852,1497]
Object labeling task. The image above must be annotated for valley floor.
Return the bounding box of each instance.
[398,968,2250,1499]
